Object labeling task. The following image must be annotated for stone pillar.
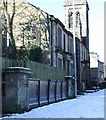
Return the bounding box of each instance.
[65,76,74,98]
[2,67,32,114]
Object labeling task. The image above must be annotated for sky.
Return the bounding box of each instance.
[3,89,104,118]
[26,0,104,62]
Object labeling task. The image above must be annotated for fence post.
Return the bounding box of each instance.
[55,80,57,102]
[2,67,31,114]
[66,79,68,98]
[47,79,50,104]
[38,80,40,107]
[61,81,63,100]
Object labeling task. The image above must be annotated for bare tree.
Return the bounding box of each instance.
[15,1,50,50]
[1,0,50,62]
[2,0,16,59]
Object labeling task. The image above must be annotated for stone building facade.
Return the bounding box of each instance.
[90,52,104,87]
[49,15,74,79]
[64,0,90,93]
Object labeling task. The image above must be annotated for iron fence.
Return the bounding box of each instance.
[28,78,69,109]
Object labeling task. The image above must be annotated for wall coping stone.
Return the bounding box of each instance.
[4,67,32,74]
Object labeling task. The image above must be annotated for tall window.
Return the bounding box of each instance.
[67,60,70,76]
[64,34,66,51]
[58,27,62,48]
[76,12,80,27]
[58,58,62,69]
[68,38,70,52]
[68,12,73,28]
[68,37,72,53]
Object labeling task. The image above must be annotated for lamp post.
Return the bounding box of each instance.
[73,0,77,96]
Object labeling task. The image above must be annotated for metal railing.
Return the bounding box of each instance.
[28,78,73,109]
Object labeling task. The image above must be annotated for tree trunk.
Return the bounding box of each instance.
[3,0,16,59]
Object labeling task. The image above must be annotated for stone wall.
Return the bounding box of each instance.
[2,67,75,114]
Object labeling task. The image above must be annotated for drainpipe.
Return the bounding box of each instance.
[50,15,55,66]
[73,0,77,96]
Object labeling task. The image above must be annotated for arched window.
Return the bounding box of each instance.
[76,12,80,27]
[68,12,73,28]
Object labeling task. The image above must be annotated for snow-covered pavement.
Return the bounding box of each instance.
[4,89,105,118]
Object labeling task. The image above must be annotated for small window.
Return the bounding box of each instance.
[64,34,66,50]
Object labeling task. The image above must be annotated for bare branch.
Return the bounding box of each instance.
[11,0,15,22]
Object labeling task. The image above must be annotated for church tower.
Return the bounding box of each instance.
[64,0,89,49]
[64,0,90,93]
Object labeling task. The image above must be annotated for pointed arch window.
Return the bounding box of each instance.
[68,12,73,28]
[76,12,80,27]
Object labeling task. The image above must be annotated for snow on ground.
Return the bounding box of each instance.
[4,89,104,118]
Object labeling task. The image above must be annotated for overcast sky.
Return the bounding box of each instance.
[26,0,104,62]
